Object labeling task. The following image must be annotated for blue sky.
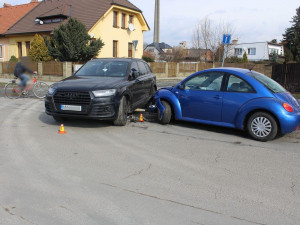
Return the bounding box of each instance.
[1,0,299,47]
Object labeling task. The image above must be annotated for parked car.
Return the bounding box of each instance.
[155,68,300,141]
[45,58,156,125]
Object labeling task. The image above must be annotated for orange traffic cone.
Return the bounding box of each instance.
[58,124,67,134]
[138,113,144,122]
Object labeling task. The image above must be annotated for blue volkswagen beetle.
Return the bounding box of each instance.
[155,68,300,141]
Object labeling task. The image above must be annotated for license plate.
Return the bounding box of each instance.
[61,105,82,111]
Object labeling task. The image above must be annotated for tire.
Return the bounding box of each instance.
[5,82,22,99]
[53,116,67,122]
[157,100,172,125]
[33,82,49,99]
[113,96,128,126]
[247,112,278,142]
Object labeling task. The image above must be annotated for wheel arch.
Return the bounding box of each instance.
[155,90,182,119]
[242,109,281,133]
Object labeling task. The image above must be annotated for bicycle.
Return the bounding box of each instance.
[4,74,49,99]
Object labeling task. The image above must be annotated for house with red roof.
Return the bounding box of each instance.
[0,0,39,61]
[4,0,149,59]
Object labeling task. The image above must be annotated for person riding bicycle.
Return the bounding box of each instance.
[14,58,37,91]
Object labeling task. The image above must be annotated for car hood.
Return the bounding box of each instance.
[52,76,126,91]
[160,86,173,91]
[274,92,300,110]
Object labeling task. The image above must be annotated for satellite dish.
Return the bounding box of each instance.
[89,33,95,38]
[39,20,44,25]
[128,23,135,31]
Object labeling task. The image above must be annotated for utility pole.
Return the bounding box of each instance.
[153,0,160,43]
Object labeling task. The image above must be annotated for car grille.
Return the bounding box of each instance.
[53,91,91,105]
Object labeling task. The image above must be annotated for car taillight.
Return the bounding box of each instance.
[283,103,294,112]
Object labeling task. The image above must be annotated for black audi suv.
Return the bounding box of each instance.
[45,58,156,125]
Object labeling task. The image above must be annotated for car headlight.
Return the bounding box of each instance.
[48,87,56,95]
[92,89,116,97]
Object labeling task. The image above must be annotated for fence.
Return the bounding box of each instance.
[0,60,273,81]
[272,63,300,92]
[43,61,63,76]
[0,61,72,82]
[149,62,272,78]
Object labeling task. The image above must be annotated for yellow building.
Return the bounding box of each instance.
[5,0,149,60]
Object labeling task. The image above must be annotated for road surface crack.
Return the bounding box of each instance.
[3,206,39,225]
[124,163,152,179]
[98,182,266,225]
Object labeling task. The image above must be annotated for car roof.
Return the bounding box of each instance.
[90,58,145,62]
[203,67,254,74]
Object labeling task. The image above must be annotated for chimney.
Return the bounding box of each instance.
[3,3,12,7]
[153,0,160,44]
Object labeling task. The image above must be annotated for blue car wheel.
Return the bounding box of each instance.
[247,112,278,141]
[158,100,172,125]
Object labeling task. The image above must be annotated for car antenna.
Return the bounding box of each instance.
[249,64,256,71]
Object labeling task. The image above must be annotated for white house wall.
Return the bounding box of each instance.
[228,42,270,61]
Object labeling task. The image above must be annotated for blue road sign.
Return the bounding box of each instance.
[222,34,231,45]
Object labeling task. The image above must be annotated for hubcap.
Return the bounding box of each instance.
[251,117,272,138]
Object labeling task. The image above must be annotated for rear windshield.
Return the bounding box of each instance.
[247,71,286,93]
[75,61,129,77]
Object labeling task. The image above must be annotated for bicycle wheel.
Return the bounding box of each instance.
[5,82,22,99]
[33,82,49,99]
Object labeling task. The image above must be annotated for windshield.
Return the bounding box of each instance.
[247,71,286,93]
[75,61,129,77]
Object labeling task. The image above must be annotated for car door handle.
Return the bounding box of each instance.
[214,95,222,99]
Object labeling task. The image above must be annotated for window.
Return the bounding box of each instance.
[26,41,30,56]
[269,48,279,54]
[247,48,256,55]
[113,41,118,57]
[137,61,148,75]
[128,43,133,58]
[144,63,152,73]
[227,75,255,93]
[75,60,129,77]
[184,72,225,91]
[129,15,134,24]
[17,42,22,57]
[234,48,243,55]
[113,11,118,28]
[0,45,2,58]
[248,71,286,93]
[121,13,126,29]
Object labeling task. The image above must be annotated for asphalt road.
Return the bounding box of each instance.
[0,87,300,225]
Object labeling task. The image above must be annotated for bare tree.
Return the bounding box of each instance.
[192,17,237,66]
[192,17,211,63]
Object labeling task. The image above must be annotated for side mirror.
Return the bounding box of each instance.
[129,69,139,80]
[178,83,185,90]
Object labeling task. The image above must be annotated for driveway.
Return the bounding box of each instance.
[0,94,299,225]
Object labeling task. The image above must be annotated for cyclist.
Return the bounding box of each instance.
[14,58,37,92]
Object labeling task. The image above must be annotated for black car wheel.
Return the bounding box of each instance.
[158,100,172,125]
[113,96,128,126]
[247,112,278,141]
